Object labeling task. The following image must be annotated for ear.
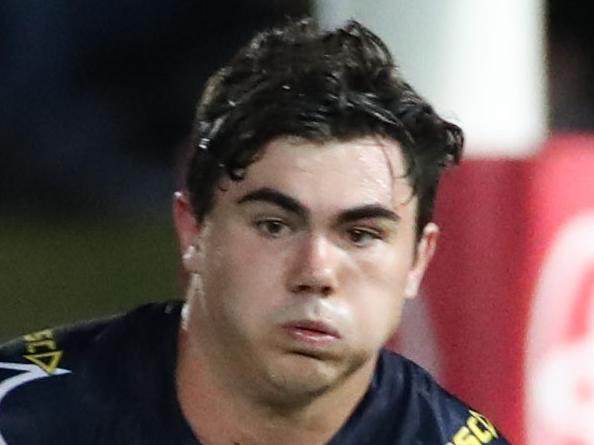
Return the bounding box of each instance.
[404,222,439,299]
[173,191,202,273]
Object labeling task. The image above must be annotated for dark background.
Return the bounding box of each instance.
[0,0,591,340]
[0,0,310,218]
[0,0,310,340]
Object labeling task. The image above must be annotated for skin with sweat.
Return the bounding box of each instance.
[174,136,438,445]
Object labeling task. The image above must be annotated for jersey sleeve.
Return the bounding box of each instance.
[380,350,514,445]
[441,407,512,445]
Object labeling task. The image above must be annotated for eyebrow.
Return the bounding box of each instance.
[237,187,400,224]
[336,204,401,225]
[236,188,308,219]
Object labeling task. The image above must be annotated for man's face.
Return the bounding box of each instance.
[176,136,437,402]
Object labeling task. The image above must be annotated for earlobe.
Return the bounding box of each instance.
[173,191,202,273]
[182,245,201,273]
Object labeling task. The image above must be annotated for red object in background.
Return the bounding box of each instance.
[422,158,530,444]
[399,135,594,445]
[524,136,594,445]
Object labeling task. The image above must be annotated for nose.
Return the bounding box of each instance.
[288,234,339,297]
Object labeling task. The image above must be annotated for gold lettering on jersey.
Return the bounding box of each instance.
[468,410,498,440]
[26,339,57,353]
[22,329,63,374]
[445,410,499,445]
[23,351,63,374]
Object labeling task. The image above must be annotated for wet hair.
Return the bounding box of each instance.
[186,19,463,236]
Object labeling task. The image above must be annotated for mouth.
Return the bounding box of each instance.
[281,320,341,345]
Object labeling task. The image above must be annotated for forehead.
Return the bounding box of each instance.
[220,136,414,212]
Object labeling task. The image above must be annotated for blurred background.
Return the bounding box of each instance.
[1,1,593,444]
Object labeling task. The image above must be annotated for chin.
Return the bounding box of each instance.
[265,355,341,401]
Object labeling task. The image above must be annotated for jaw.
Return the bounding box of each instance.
[180,304,377,415]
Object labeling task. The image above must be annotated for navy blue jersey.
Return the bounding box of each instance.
[0,302,511,444]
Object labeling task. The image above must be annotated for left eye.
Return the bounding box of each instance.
[255,220,291,238]
[347,228,381,246]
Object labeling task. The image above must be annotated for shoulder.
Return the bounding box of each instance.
[0,300,182,366]
[0,315,114,443]
[379,350,512,444]
[0,301,183,444]
[0,301,163,373]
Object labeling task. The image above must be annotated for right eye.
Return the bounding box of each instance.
[254,219,291,238]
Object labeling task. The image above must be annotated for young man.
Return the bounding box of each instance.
[0,20,511,444]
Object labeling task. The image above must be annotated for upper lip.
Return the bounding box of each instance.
[281,320,341,338]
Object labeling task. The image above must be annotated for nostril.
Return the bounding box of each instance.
[292,283,334,296]
[292,284,311,293]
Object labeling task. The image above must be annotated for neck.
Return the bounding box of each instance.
[175,326,377,445]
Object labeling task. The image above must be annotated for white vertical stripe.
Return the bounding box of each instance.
[314,0,547,157]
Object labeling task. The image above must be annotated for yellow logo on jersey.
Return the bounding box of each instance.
[22,329,64,374]
[445,410,499,445]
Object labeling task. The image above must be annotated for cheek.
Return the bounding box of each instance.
[348,283,407,347]
[199,227,289,321]
[346,252,412,344]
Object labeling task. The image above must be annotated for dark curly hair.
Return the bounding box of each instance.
[186,19,463,236]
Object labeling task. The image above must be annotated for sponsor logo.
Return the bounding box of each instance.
[22,329,63,374]
[445,410,499,445]
[0,329,70,445]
